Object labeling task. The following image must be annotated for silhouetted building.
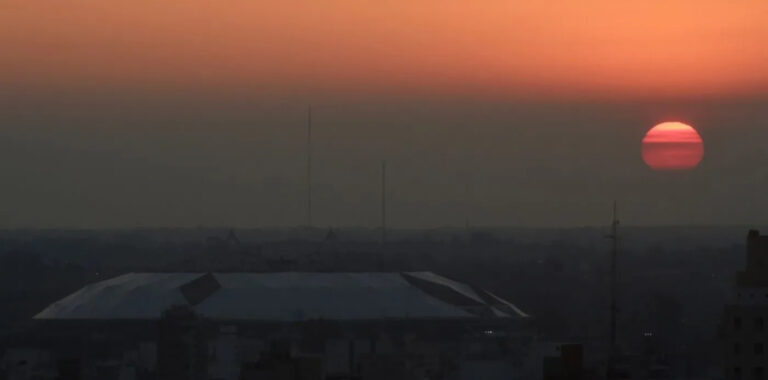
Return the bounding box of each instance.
[205,229,242,255]
[542,344,584,380]
[722,230,768,380]
[324,228,338,243]
[239,347,323,380]
[157,305,209,380]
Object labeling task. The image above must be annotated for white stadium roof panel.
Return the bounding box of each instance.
[35,272,528,322]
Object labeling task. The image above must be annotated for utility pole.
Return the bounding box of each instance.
[306,106,312,228]
[606,201,620,377]
[381,160,387,245]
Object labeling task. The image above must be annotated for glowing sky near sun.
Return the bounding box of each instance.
[1,0,768,98]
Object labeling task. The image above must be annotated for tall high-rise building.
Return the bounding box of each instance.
[722,230,768,380]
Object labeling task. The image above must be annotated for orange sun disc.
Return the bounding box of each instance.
[642,122,704,171]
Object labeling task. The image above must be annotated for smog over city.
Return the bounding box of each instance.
[1,1,767,380]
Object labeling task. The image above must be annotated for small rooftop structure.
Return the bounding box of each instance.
[35,272,528,322]
[739,229,768,287]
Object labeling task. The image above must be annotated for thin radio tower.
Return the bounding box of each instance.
[381,160,387,245]
[607,201,620,375]
[306,106,312,228]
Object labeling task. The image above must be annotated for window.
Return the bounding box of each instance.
[736,317,743,330]
[756,343,764,355]
[735,367,742,380]
[757,318,765,332]
[754,367,764,380]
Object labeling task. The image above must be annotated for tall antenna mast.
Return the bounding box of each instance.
[607,201,620,376]
[381,160,387,245]
[306,106,312,228]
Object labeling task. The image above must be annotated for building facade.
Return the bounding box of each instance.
[723,230,768,380]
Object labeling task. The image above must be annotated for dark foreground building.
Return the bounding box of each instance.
[722,231,768,380]
[2,272,535,380]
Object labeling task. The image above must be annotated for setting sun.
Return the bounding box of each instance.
[642,122,704,171]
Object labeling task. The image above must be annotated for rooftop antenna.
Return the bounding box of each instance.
[306,106,312,228]
[464,174,474,233]
[606,201,620,376]
[381,160,387,245]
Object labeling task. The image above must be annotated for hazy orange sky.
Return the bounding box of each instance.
[3,1,768,228]
[2,0,768,98]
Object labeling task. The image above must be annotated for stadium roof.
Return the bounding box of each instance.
[35,272,528,321]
